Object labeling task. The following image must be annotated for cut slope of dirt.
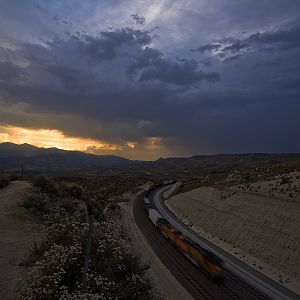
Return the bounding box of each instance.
[166,172,300,293]
[0,181,41,300]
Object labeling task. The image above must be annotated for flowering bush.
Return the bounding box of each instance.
[58,182,84,199]
[43,208,86,247]
[21,190,50,213]
[18,242,83,300]
[17,206,85,299]
[88,216,151,299]
[0,175,10,188]
[18,180,151,299]
[33,175,58,194]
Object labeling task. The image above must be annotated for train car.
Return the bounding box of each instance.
[148,209,164,227]
[163,180,176,185]
[183,238,224,280]
[143,197,151,213]
[157,219,183,244]
[147,206,223,280]
[157,220,223,280]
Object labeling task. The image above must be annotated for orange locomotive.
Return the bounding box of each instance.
[157,219,224,280]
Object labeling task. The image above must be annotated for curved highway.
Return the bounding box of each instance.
[133,185,299,300]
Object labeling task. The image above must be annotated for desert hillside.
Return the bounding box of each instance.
[166,172,300,284]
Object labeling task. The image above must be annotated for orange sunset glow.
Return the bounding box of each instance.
[0,125,121,152]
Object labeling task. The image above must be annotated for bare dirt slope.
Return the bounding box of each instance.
[167,172,300,289]
[0,181,41,300]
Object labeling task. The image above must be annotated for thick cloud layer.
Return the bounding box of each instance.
[0,0,300,158]
[196,27,300,62]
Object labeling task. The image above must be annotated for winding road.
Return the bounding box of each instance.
[133,184,299,300]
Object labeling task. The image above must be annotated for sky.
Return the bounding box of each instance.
[0,0,300,160]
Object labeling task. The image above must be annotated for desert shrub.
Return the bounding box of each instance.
[0,175,10,188]
[58,182,84,199]
[85,196,107,221]
[17,209,86,300]
[18,242,83,300]
[33,175,58,194]
[21,191,49,213]
[43,208,86,247]
[87,217,151,299]
[280,177,290,185]
[18,209,151,300]
[18,176,151,300]
[8,173,20,181]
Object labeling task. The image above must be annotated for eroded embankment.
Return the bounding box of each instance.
[166,178,300,290]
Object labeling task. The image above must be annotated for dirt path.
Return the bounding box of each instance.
[0,181,41,300]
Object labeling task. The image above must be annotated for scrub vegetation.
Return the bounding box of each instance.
[18,175,151,300]
[0,175,10,188]
[0,173,19,188]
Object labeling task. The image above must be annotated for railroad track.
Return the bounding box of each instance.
[133,191,271,300]
[223,269,270,300]
[134,193,215,299]
[151,185,299,300]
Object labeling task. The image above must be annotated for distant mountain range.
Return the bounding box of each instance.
[0,142,67,157]
[1,142,300,172]
[0,142,137,171]
[155,153,300,172]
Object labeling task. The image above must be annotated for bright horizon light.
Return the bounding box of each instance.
[0,125,121,152]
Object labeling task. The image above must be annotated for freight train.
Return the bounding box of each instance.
[145,204,224,280]
[143,197,151,213]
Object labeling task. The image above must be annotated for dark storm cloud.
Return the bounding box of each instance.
[2,29,219,92]
[270,76,300,91]
[192,44,222,53]
[1,0,300,156]
[195,27,300,64]
[221,41,248,54]
[131,14,145,25]
[0,27,221,146]
[222,54,242,64]
[0,61,27,82]
[139,58,220,85]
[82,28,153,61]
[129,48,220,85]
[253,58,284,69]
[128,47,162,73]
[246,27,300,49]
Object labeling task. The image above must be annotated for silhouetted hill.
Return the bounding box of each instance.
[0,142,136,171]
[0,142,66,157]
[154,153,300,173]
[1,143,300,173]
